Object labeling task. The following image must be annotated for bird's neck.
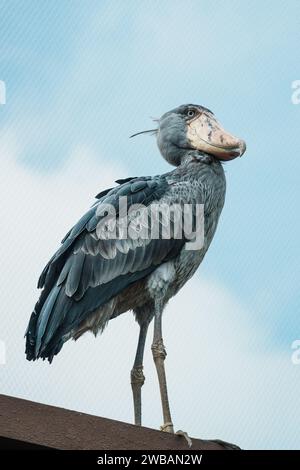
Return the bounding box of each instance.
[180,150,215,165]
[162,146,217,167]
[170,151,225,185]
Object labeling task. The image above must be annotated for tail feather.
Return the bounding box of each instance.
[25,284,62,361]
[25,310,39,361]
[26,266,156,363]
[34,285,61,357]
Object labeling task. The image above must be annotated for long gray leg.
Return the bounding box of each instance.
[151,298,174,433]
[151,298,192,447]
[131,315,151,426]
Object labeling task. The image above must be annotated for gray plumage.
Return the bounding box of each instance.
[25,103,245,371]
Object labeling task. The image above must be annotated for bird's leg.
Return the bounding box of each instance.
[151,298,192,447]
[151,298,174,433]
[131,321,149,426]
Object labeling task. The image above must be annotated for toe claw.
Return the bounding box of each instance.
[176,430,192,448]
[160,423,192,447]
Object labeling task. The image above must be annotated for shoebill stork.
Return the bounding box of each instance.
[25,104,246,443]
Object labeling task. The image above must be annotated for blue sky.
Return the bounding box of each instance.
[1,1,300,449]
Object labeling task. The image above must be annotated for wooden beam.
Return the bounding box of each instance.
[0,394,239,450]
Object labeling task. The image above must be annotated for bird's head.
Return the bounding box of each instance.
[131,104,246,166]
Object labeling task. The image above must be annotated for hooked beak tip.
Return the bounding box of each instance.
[239,140,246,157]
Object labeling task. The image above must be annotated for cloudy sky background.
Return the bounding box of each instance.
[1,1,300,449]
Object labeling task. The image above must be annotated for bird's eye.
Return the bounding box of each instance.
[187,109,195,118]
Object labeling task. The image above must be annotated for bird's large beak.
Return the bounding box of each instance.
[186,112,246,161]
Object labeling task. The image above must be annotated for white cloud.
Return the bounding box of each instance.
[0,132,299,450]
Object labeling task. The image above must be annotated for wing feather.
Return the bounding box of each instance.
[26,173,188,361]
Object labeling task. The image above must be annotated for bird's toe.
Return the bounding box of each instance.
[175,429,193,448]
[160,421,174,433]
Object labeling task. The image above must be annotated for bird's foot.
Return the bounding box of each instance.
[160,421,174,433]
[160,422,192,448]
[175,430,192,448]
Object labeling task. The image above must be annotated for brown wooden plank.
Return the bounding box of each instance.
[0,394,239,450]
